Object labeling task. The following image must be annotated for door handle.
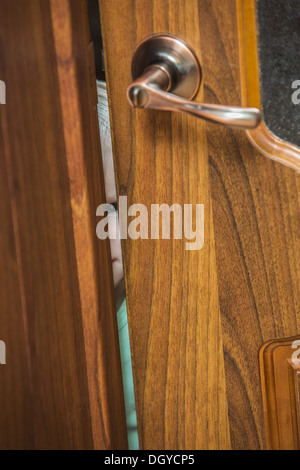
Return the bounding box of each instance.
[127,35,261,130]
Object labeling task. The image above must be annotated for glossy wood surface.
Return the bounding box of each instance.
[100,0,231,451]
[0,0,127,449]
[100,0,300,449]
[259,335,300,450]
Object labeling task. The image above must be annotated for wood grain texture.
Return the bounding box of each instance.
[0,0,127,449]
[0,119,33,449]
[100,0,300,449]
[204,0,300,449]
[259,335,300,450]
[100,0,231,450]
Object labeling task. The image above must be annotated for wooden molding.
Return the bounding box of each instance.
[259,336,300,450]
[237,0,300,173]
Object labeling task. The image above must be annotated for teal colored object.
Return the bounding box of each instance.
[117,300,139,450]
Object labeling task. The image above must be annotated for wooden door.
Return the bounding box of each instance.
[0,0,127,449]
[100,0,300,450]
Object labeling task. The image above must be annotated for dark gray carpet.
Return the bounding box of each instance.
[257,0,300,147]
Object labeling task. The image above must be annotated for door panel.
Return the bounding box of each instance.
[100,0,231,450]
[0,0,127,449]
[0,128,33,449]
[100,0,300,449]
[209,0,300,449]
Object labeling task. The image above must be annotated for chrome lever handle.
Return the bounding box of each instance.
[126,35,261,130]
[127,68,261,129]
